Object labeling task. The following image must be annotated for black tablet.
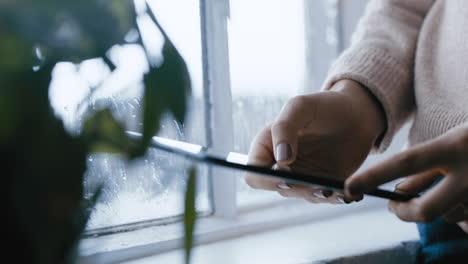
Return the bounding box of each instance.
[128,132,417,202]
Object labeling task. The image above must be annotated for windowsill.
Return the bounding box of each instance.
[120,207,419,264]
[79,197,419,264]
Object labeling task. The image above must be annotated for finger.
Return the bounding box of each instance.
[277,185,318,199]
[271,96,315,165]
[345,138,451,196]
[305,197,332,204]
[279,185,349,205]
[343,192,364,202]
[244,126,278,190]
[345,169,439,202]
[305,194,347,205]
[277,184,325,199]
[394,169,442,194]
[388,174,466,222]
[457,221,468,233]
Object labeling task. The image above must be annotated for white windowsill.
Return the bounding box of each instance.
[123,207,419,264]
[79,197,419,264]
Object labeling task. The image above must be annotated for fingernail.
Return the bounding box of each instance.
[388,203,396,213]
[277,181,292,190]
[336,196,346,204]
[395,181,403,190]
[312,189,333,198]
[272,164,291,171]
[276,143,291,161]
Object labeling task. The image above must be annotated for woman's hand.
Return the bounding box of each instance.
[345,124,468,233]
[244,80,386,204]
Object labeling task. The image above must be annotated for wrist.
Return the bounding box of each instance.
[331,79,386,145]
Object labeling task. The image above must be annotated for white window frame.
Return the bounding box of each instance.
[78,1,398,263]
[201,0,237,219]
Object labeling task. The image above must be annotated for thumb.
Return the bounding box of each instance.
[271,121,298,165]
[271,96,312,166]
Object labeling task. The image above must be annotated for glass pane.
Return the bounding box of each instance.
[85,150,210,229]
[49,0,211,230]
[228,0,307,207]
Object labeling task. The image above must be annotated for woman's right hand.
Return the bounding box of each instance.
[244,80,386,204]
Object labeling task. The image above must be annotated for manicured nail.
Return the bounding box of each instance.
[277,181,292,190]
[338,196,352,204]
[394,182,414,195]
[272,164,291,171]
[395,181,403,190]
[336,196,346,204]
[312,189,333,198]
[276,143,291,161]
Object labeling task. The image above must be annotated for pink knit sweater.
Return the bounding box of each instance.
[323,0,468,152]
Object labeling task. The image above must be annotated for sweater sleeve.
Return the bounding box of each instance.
[322,0,434,152]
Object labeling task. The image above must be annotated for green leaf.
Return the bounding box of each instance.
[184,167,197,264]
[4,64,91,264]
[139,67,167,153]
[146,7,191,124]
[139,12,191,153]
[0,31,35,71]
[82,108,133,154]
[0,0,136,62]
[65,185,103,264]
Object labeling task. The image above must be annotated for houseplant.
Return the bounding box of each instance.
[1,0,196,263]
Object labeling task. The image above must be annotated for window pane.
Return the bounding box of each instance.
[49,0,211,230]
[228,0,307,207]
[85,150,210,229]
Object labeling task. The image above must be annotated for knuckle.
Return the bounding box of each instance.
[288,95,309,110]
[271,120,292,135]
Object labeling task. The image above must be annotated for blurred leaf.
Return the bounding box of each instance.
[0,0,136,62]
[5,64,90,264]
[65,186,103,264]
[0,31,35,71]
[184,167,197,264]
[138,67,167,154]
[2,2,194,264]
[82,108,133,154]
[139,12,191,154]
[147,7,191,123]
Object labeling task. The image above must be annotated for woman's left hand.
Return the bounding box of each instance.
[345,124,468,233]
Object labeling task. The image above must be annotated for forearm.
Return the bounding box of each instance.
[322,0,434,152]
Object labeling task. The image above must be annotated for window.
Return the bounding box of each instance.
[63,0,411,261]
[50,0,212,231]
[46,0,363,233]
[229,0,307,208]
